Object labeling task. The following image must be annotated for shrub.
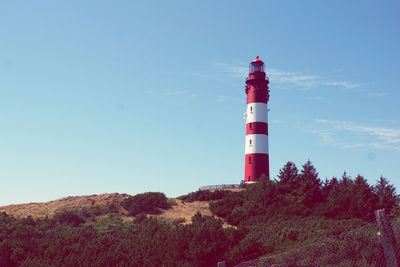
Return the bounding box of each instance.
[107,203,119,214]
[171,217,186,225]
[167,198,178,206]
[77,208,91,218]
[0,243,15,267]
[94,214,123,232]
[121,192,171,216]
[87,206,104,216]
[37,209,48,216]
[54,211,85,227]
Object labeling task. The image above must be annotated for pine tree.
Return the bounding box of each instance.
[324,172,355,219]
[322,177,339,198]
[339,171,353,190]
[297,160,323,208]
[277,161,299,194]
[349,175,377,220]
[374,176,399,215]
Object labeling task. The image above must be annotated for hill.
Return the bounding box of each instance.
[0,193,215,225]
[0,193,129,219]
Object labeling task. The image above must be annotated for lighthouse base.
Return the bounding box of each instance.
[244,153,269,182]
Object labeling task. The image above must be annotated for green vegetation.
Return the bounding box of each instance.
[121,192,171,216]
[36,209,48,216]
[54,210,85,227]
[0,211,234,267]
[207,161,399,226]
[0,160,398,266]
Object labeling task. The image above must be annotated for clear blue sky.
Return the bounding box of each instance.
[1,1,399,205]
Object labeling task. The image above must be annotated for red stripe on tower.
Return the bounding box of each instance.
[246,122,268,135]
[244,56,270,183]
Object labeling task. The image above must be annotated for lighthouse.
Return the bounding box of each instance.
[244,56,270,183]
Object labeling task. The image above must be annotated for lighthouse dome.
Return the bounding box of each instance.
[249,56,264,73]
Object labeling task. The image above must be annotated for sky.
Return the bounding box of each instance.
[0,1,399,205]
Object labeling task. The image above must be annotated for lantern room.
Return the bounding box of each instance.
[247,56,267,82]
[249,56,265,73]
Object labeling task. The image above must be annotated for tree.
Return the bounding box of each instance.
[349,175,377,220]
[322,177,339,199]
[297,160,323,208]
[374,176,399,215]
[277,161,299,195]
[324,173,355,219]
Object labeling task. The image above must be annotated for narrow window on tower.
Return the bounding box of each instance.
[248,176,251,181]
[249,156,252,164]
[249,139,252,146]
[250,106,253,113]
[249,123,252,129]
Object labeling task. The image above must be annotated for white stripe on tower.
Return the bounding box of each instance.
[245,134,269,154]
[246,103,268,123]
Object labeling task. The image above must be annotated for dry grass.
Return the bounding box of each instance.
[152,199,212,224]
[0,193,130,219]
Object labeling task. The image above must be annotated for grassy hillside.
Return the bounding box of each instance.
[0,193,129,219]
[0,194,216,226]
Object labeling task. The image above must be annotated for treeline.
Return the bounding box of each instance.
[0,160,398,266]
[183,160,399,224]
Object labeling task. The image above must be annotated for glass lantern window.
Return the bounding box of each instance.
[249,61,264,73]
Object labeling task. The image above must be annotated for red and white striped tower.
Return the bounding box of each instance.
[244,56,270,183]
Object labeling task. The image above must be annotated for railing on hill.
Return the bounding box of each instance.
[199,184,240,191]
